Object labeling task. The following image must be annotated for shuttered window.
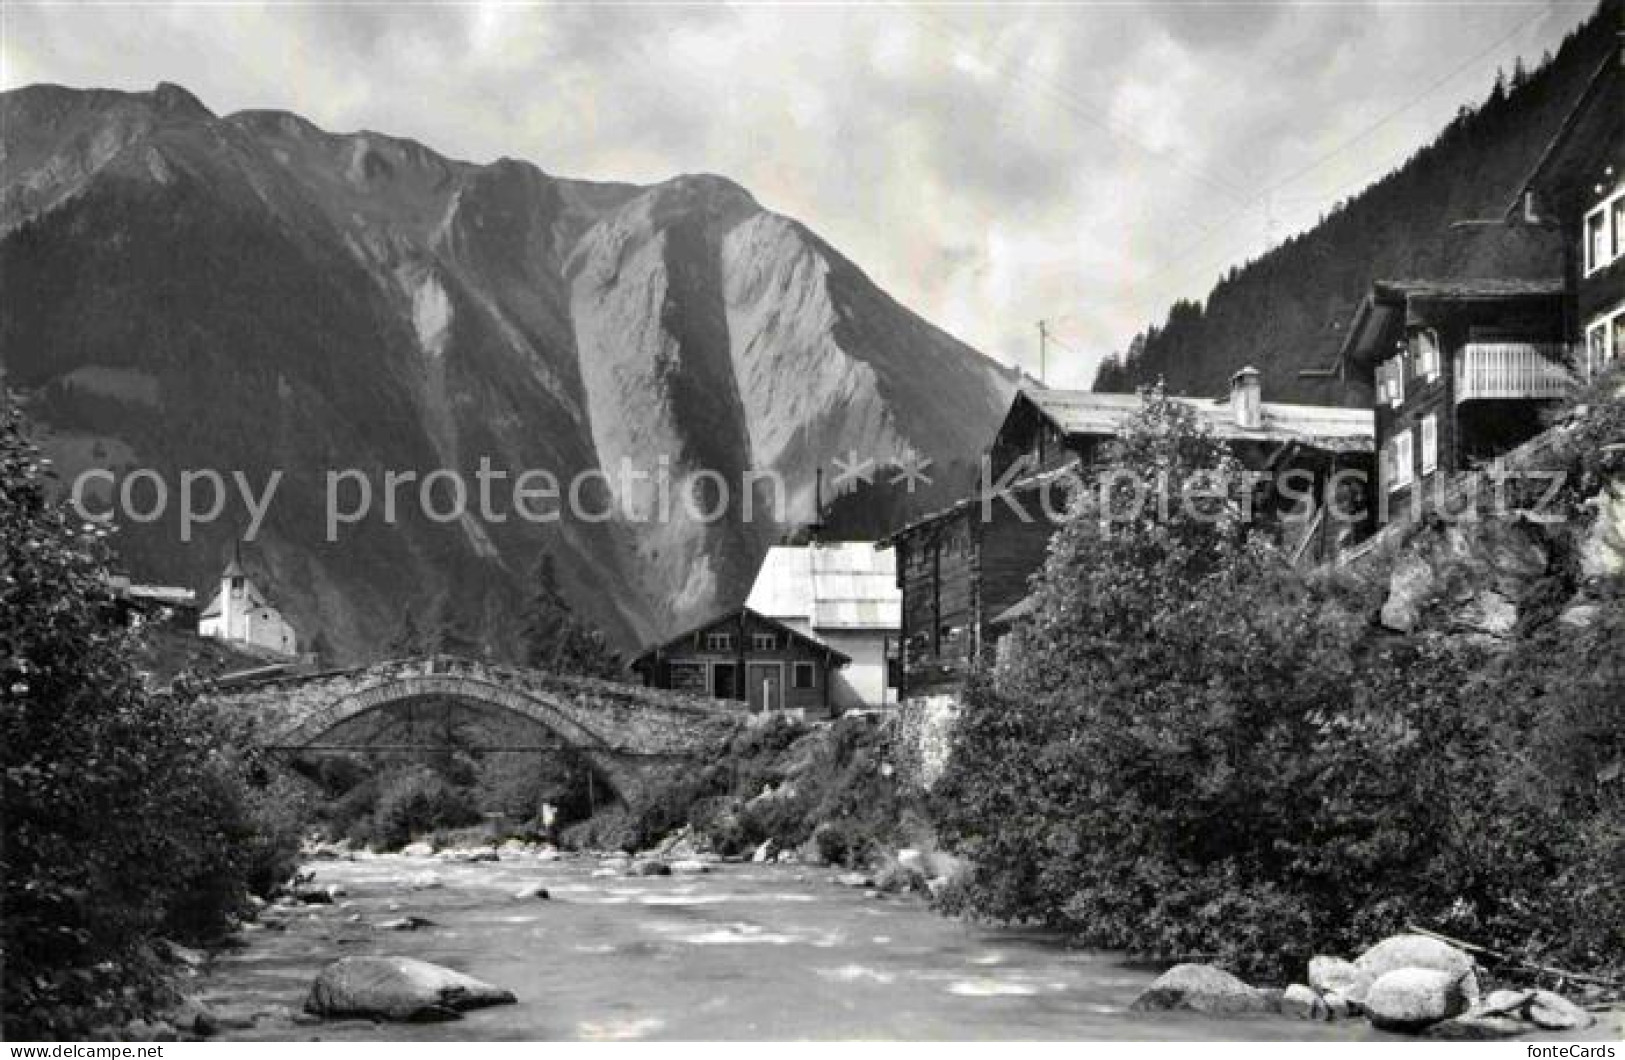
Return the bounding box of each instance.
[1414,330,1440,380]
[1377,354,1406,406]
[1388,430,1414,491]
[1420,414,1438,475]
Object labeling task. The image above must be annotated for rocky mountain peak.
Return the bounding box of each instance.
[0,81,1014,661]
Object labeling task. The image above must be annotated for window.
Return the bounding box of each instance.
[1586,209,1607,274]
[1420,414,1438,475]
[1377,352,1406,406]
[1584,186,1625,276]
[792,662,815,689]
[750,631,778,652]
[1412,329,1440,381]
[1388,429,1414,491]
[704,631,734,652]
[1587,303,1624,378]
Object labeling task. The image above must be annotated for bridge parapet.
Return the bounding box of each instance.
[206,656,744,801]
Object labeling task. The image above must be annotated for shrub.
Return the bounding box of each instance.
[1,404,302,1036]
[933,389,1625,981]
[363,765,482,850]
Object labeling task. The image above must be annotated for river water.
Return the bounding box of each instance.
[198,853,1398,1041]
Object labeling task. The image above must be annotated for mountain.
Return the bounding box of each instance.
[0,83,1016,662]
[1094,0,1620,405]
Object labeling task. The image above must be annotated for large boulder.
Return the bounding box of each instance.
[1364,968,1473,1032]
[1452,589,1518,637]
[1354,934,1478,1003]
[1378,519,1553,633]
[1579,484,1625,577]
[1380,551,1436,632]
[305,957,516,1022]
[1129,964,1276,1016]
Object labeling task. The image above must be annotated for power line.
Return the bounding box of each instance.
[1256,2,1554,200]
[898,4,1256,207]
[1123,2,1556,300]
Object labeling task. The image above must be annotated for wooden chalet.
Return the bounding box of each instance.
[628,607,850,716]
[1337,278,1571,523]
[1507,36,1624,381]
[885,376,1374,697]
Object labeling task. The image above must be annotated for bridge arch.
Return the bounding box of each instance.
[220,656,744,807]
[272,673,629,800]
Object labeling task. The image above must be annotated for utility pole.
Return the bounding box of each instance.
[1037,320,1048,385]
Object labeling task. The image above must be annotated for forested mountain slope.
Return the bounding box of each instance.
[1095,0,1620,404]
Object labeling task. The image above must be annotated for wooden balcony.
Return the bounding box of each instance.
[1454,343,1573,404]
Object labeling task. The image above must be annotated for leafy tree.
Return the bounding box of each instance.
[388,608,426,656]
[936,387,1625,980]
[936,391,1469,976]
[387,590,482,658]
[520,553,620,678]
[1,403,302,1036]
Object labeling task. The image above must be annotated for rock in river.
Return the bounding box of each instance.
[1364,968,1473,1032]
[1129,964,1276,1016]
[628,859,671,877]
[1354,934,1478,1003]
[1425,1014,1527,1040]
[306,956,516,1022]
[1279,983,1329,1021]
[1524,990,1595,1031]
[1307,955,1361,997]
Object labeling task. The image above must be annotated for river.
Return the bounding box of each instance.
[195,853,1415,1041]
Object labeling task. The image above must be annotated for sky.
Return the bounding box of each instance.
[0,1,1599,388]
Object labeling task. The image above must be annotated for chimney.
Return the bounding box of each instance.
[1229,366,1262,430]
[807,466,827,545]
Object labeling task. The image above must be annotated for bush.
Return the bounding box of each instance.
[1,405,303,1036]
[934,389,1625,981]
[811,819,881,868]
[363,765,482,850]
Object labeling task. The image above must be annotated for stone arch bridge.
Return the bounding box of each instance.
[206,656,747,804]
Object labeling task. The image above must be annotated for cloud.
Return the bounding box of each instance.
[0,0,1589,388]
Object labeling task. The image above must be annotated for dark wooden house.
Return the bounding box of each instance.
[628,607,850,715]
[885,377,1374,697]
[1507,37,1624,381]
[1338,279,1571,523]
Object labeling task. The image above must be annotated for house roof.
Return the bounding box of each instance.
[628,606,852,670]
[1369,278,1567,302]
[880,459,1083,545]
[745,542,900,632]
[990,594,1039,627]
[1023,388,1373,452]
[1336,277,1567,373]
[1505,42,1623,220]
